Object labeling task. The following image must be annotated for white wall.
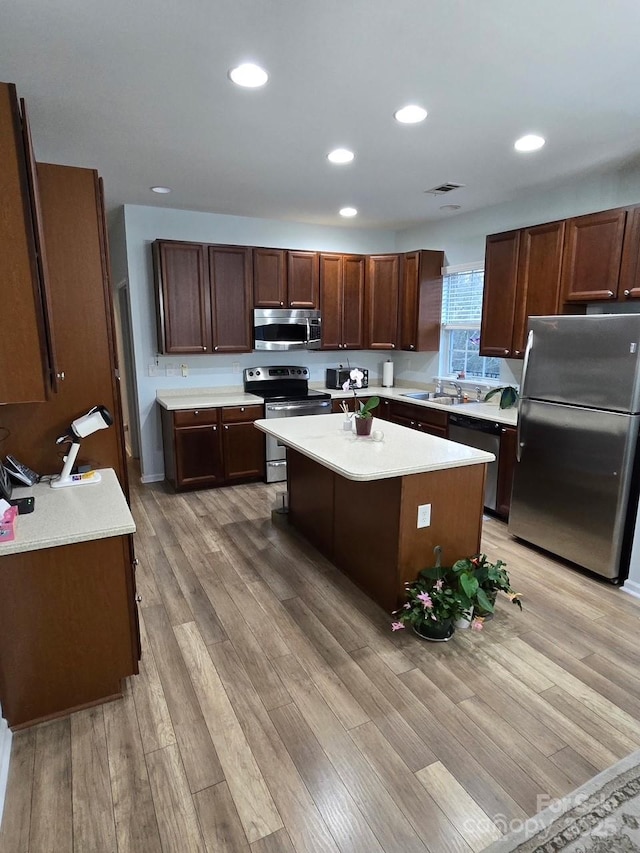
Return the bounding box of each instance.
[0,704,11,828]
[121,205,397,480]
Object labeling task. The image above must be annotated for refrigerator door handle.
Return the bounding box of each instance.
[516,412,523,463]
[521,329,534,397]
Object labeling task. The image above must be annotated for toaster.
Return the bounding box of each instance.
[325,367,368,389]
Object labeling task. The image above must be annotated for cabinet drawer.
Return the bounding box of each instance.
[390,401,448,428]
[173,408,220,427]
[221,404,264,423]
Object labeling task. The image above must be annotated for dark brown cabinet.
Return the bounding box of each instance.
[561,209,627,303]
[253,248,319,309]
[154,240,252,354]
[320,253,365,350]
[221,404,265,481]
[162,405,265,490]
[481,222,564,359]
[365,254,400,349]
[617,205,640,300]
[389,401,448,438]
[399,250,444,352]
[496,425,518,519]
[0,82,57,404]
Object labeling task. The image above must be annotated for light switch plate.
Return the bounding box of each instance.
[165,362,178,377]
[148,363,160,377]
[417,503,431,528]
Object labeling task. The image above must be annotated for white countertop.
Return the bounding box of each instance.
[156,387,263,410]
[324,385,518,427]
[0,468,136,556]
[254,413,495,482]
[156,384,517,426]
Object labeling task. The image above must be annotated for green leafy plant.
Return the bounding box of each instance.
[453,554,523,612]
[391,574,469,634]
[342,368,379,419]
[484,385,519,409]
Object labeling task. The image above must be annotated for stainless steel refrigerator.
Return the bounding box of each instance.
[509,314,640,580]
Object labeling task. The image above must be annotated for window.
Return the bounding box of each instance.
[440,266,500,380]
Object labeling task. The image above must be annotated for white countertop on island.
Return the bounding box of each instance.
[0,468,135,556]
[254,413,495,482]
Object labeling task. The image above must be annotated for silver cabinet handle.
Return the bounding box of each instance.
[194,410,199,415]
[56,371,65,380]
[625,290,631,297]
[503,349,510,355]
[214,346,219,351]
[224,425,229,430]
[240,407,245,412]
[202,346,207,351]
[132,558,139,566]
[608,290,615,297]
[410,344,415,350]
[135,594,142,603]
[280,301,284,306]
[391,343,395,348]
[212,425,217,430]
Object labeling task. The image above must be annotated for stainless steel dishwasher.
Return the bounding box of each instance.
[448,413,501,511]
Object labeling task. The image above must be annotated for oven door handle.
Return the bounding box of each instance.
[266,402,331,412]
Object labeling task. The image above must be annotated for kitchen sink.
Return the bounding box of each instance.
[401,392,479,406]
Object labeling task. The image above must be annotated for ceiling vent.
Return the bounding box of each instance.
[424,182,465,196]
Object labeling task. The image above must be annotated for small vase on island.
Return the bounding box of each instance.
[355,417,373,437]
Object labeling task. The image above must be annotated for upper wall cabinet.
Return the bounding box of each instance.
[399,250,444,352]
[365,254,400,350]
[0,82,58,403]
[253,248,319,309]
[480,221,564,358]
[320,253,365,350]
[561,208,627,303]
[153,240,252,354]
[619,205,640,300]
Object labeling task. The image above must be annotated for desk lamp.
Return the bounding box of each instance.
[51,405,113,489]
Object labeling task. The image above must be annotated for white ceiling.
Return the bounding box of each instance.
[3,0,640,229]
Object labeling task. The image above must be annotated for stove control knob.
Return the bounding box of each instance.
[248,371,254,376]
[256,370,261,376]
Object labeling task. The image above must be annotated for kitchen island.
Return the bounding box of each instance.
[254,413,494,611]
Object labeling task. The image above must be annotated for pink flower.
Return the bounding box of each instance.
[471,618,484,632]
[434,579,443,591]
[403,602,411,610]
[417,591,433,609]
[431,613,437,621]
[391,621,405,632]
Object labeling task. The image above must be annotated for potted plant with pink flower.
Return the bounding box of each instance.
[391,576,472,642]
[342,368,379,436]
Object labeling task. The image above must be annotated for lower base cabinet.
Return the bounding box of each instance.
[389,400,449,438]
[0,534,139,729]
[162,404,265,491]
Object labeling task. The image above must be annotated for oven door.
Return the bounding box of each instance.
[254,309,321,351]
[264,399,331,482]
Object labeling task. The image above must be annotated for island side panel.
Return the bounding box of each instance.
[287,449,335,559]
[333,475,403,612]
[397,464,486,595]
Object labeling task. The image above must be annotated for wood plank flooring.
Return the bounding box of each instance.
[2,473,640,852]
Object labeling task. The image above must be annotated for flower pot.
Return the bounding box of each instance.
[454,608,474,630]
[413,619,454,642]
[355,417,373,437]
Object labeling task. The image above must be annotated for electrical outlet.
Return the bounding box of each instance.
[232,362,241,373]
[165,362,178,377]
[181,364,189,378]
[417,503,431,528]
[148,363,160,377]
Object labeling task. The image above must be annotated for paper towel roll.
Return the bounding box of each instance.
[382,359,394,387]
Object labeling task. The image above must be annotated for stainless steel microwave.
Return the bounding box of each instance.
[253,308,322,351]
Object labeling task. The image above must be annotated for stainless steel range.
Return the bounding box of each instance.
[244,365,331,482]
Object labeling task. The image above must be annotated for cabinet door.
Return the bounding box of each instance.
[209,245,252,353]
[0,83,48,403]
[512,221,565,357]
[416,421,448,439]
[154,241,211,354]
[175,424,223,488]
[287,251,319,308]
[619,205,640,300]
[320,254,343,349]
[399,250,443,352]
[496,425,517,518]
[480,230,520,358]
[377,398,392,421]
[342,255,365,349]
[366,254,399,349]
[253,248,286,307]
[222,421,265,481]
[561,208,626,302]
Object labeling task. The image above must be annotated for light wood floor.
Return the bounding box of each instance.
[2,475,640,853]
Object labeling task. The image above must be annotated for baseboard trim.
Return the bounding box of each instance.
[621,578,640,599]
[0,713,12,828]
[140,474,165,484]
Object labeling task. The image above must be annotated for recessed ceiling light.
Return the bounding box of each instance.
[339,207,358,217]
[394,105,428,124]
[514,134,545,152]
[228,63,269,88]
[150,186,172,194]
[440,204,461,211]
[327,148,355,164]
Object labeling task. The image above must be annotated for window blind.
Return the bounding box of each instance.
[441,268,484,325]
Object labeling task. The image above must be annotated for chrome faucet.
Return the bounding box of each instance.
[446,381,463,402]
